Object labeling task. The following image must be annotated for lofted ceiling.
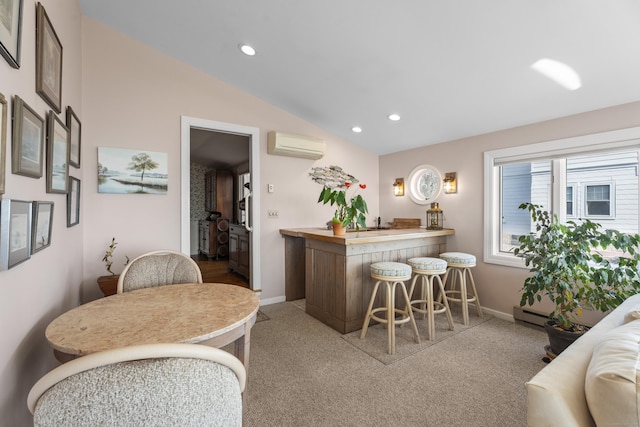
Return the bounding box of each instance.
[79,1,640,156]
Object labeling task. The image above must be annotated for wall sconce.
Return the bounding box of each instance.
[393,178,404,196]
[443,172,457,194]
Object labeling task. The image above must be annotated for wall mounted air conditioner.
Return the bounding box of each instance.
[267,132,325,160]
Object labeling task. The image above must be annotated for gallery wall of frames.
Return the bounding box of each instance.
[0,2,81,270]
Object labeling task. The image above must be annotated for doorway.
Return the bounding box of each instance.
[180,117,261,291]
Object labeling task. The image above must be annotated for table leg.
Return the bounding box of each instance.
[234,322,251,372]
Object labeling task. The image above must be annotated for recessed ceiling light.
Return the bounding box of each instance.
[239,44,256,56]
[352,126,362,133]
[388,114,401,121]
[531,58,581,91]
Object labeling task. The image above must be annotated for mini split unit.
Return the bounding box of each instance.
[267,131,326,160]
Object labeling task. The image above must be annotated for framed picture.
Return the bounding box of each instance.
[12,96,45,178]
[35,3,62,113]
[67,176,80,227]
[0,92,6,194]
[66,106,81,168]
[31,201,53,253]
[0,198,32,270]
[0,0,23,68]
[46,111,69,194]
[98,147,168,194]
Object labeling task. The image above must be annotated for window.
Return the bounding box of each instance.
[585,184,611,217]
[484,127,640,268]
[566,186,575,217]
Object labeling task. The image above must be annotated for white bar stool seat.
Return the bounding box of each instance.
[407,257,454,340]
[439,252,483,325]
[360,262,420,355]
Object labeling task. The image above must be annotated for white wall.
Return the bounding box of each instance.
[379,101,640,318]
[0,1,83,424]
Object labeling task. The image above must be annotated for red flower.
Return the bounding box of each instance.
[344,182,352,188]
[359,184,366,189]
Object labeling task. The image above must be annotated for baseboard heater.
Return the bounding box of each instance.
[513,306,548,327]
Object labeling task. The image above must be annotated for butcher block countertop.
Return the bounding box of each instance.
[279,227,455,245]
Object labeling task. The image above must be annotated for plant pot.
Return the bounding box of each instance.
[97,274,120,297]
[331,222,346,236]
[543,320,586,356]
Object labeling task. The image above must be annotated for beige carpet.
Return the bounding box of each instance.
[343,305,491,364]
[255,310,269,323]
[243,301,548,426]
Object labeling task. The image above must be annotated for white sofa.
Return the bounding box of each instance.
[526,293,640,426]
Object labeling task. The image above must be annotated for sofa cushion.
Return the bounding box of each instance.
[625,307,640,324]
[585,320,640,426]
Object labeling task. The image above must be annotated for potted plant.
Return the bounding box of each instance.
[97,238,129,296]
[309,165,368,235]
[514,202,640,356]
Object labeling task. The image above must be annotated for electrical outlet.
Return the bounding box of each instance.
[268,209,279,217]
[268,184,274,193]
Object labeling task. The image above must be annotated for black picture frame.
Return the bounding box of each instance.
[0,198,32,270]
[35,2,62,113]
[66,176,80,227]
[12,96,45,178]
[0,0,23,68]
[46,111,69,194]
[31,201,53,253]
[66,106,81,168]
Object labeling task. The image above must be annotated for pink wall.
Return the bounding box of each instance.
[0,1,83,423]
[379,101,640,318]
[79,18,380,303]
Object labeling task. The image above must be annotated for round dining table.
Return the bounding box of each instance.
[45,283,260,370]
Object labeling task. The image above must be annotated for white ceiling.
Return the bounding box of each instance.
[78,1,640,156]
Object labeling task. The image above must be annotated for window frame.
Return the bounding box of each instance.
[483,126,640,268]
[584,182,615,219]
[566,184,576,218]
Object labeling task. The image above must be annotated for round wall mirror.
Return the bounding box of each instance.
[407,164,442,205]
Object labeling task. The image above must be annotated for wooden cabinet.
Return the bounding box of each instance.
[205,170,234,221]
[229,224,250,280]
[199,219,230,259]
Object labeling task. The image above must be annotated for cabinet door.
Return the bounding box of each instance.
[229,233,239,269]
[205,172,215,212]
[216,170,234,220]
[239,234,250,272]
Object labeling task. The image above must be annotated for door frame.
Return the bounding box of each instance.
[180,116,261,291]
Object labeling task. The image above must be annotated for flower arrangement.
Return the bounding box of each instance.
[309,165,368,229]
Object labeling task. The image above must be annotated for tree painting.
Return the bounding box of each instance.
[128,153,159,185]
[97,147,168,194]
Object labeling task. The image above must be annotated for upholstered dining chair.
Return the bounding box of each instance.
[116,249,203,293]
[27,343,246,427]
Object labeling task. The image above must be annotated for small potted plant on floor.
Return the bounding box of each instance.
[97,238,130,296]
[309,165,368,235]
[515,202,640,356]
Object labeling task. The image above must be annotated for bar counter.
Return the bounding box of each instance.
[280,227,455,333]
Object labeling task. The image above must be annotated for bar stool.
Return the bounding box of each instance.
[360,262,420,355]
[439,252,483,326]
[407,257,454,341]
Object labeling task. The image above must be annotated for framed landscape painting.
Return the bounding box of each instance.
[66,106,81,168]
[46,111,69,194]
[66,176,80,227]
[31,201,53,253]
[0,198,32,270]
[98,147,168,194]
[0,0,23,68]
[12,96,45,178]
[35,3,62,112]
